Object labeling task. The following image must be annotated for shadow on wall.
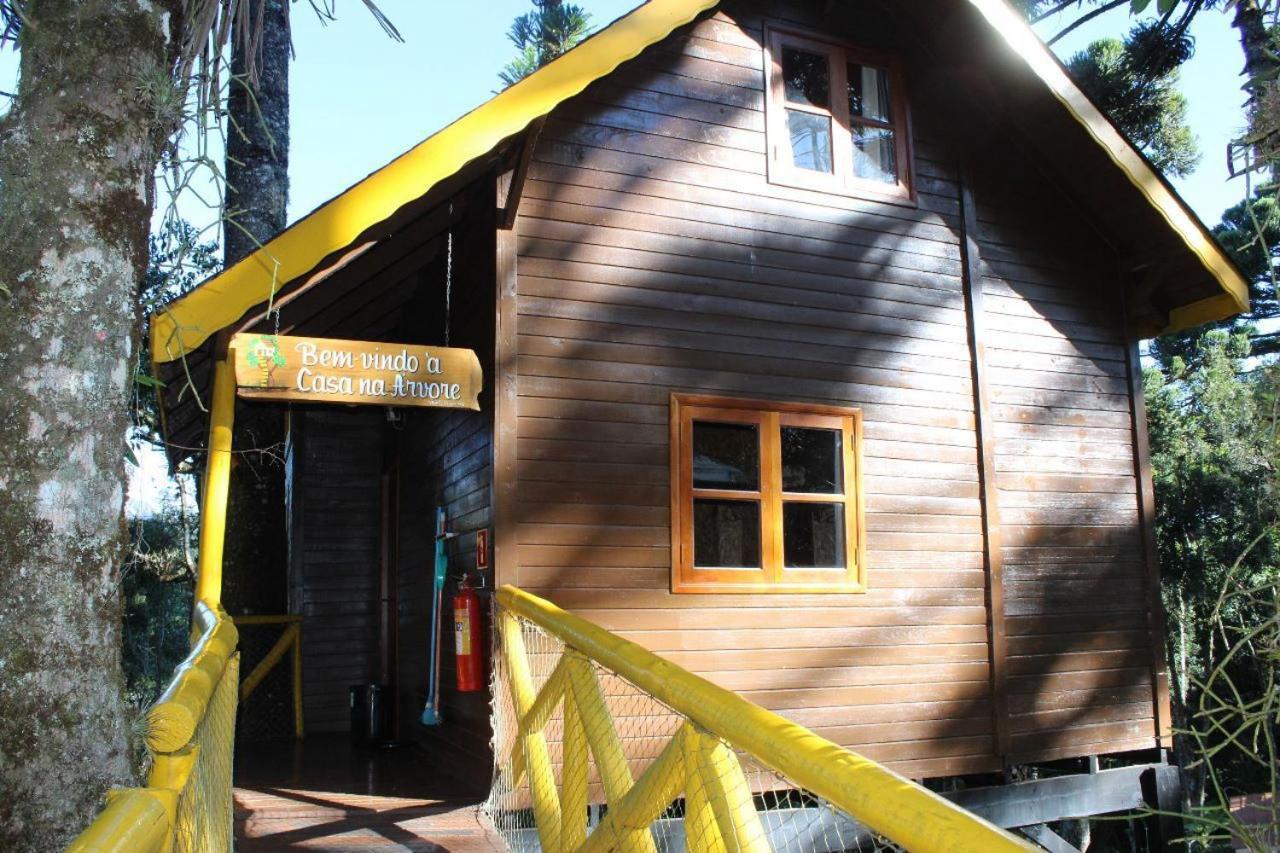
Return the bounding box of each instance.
[499,0,1162,781]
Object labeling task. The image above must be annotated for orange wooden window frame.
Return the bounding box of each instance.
[763,24,915,204]
[670,394,867,594]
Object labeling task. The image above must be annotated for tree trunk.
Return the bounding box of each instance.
[0,2,174,847]
[221,0,290,618]
[1232,0,1277,105]
[1231,0,1280,168]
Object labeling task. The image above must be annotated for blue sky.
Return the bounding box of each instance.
[0,2,1252,231]
[282,1,1253,226]
[0,1,1259,514]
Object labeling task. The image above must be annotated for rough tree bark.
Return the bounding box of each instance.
[221,0,290,617]
[0,2,176,847]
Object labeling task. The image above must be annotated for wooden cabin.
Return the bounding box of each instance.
[151,0,1247,802]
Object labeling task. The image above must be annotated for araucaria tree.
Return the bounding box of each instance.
[0,1,390,847]
[0,5,182,845]
[500,0,593,87]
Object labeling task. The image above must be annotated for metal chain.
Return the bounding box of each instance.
[445,201,453,348]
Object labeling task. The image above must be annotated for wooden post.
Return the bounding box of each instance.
[1141,764,1184,852]
[292,621,305,738]
[195,356,237,608]
[1125,336,1174,747]
[493,198,520,590]
[958,166,1010,762]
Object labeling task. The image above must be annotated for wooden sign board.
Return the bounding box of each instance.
[231,333,482,410]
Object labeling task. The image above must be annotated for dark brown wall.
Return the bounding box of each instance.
[496,0,1164,777]
[392,182,496,792]
[287,408,384,732]
[969,149,1164,762]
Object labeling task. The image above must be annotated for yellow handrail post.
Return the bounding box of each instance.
[682,729,721,853]
[496,585,1037,853]
[194,355,236,609]
[560,697,589,851]
[688,730,769,853]
[500,611,563,853]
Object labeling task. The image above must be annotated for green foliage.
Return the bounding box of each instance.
[499,0,592,88]
[1066,26,1200,177]
[1146,329,1280,808]
[132,220,219,449]
[121,511,195,707]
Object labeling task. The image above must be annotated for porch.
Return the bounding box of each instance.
[233,734,498,851]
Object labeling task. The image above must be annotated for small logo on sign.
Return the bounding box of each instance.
[245,334,286,388]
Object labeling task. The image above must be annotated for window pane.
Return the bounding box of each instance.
[783,502,845,568]
[848,63,893,123]
[782,47,830,108]
[787,110,833,173]
[852,125,897,184]
[782,427,843,493]
[694,500,761,568]
[693,422,759,490]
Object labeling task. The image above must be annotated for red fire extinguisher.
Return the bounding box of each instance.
[454,575,484,692]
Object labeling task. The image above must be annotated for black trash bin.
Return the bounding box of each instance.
[349,683,392,745]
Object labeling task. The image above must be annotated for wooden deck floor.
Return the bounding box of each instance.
[234,735,502,851]
[235,788,502,851]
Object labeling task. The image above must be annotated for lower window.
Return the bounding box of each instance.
[670,394,865,594]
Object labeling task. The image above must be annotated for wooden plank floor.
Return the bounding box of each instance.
[235,735,501,851]
[235,788,502,851]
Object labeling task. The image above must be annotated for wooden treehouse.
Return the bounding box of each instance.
[79,0,1251,850]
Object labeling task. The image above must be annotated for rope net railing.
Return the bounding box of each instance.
[486,586,1036,853]
[68,602,240,853]
[171,650,239,853]
[234,614,304,741]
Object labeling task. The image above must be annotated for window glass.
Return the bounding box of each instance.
[782,47,830,107]
[694,500,761,567]
[787,111,833,173]
[692,422,759,490]
[783,502,845,568]
[848,63,893,123]
[782,427,842,493]
[852,125,897,184]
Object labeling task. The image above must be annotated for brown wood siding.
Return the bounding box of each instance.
[509,2,993,778]
[287,409,384,733]
[499,0,1161,775]
[970,146,1160,762]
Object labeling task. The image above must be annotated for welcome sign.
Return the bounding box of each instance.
[231,333,482,410]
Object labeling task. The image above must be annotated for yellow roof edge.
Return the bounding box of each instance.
[150,0,720,365]
[152,0,1250,368]
[966,0,1250,326]
[1163,291,1249,336]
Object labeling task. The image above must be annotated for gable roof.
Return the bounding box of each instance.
[150,0,1248,367]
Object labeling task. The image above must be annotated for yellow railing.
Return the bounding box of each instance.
[234,614,305,738]
[68,601,240,852]
[488,585,1037,853]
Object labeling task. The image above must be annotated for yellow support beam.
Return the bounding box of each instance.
[239,623,298,702]
[497,586,1037,853]
[194,356,235,608]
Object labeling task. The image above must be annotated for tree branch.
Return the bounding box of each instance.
[1048,0,1131,46]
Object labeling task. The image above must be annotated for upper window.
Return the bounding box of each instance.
[764,26,912,201]
[670,395,865,594]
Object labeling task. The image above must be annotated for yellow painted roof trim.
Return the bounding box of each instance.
[153,0,1247,365]
[966,0,1249,327]
[151,0,719,364]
